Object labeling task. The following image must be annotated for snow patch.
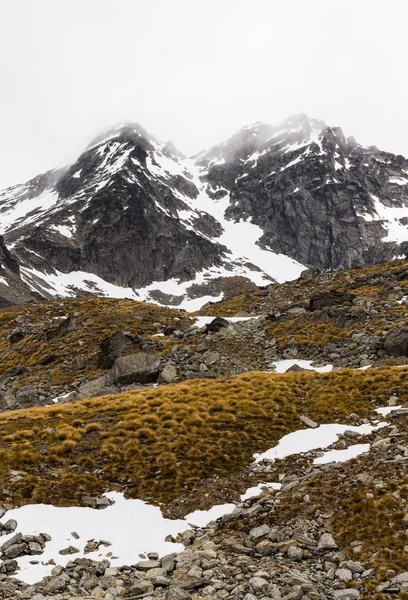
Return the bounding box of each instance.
[254,422,385,463]
[271,359,333,373]
[314,443,370,465]
[240,482,281,501]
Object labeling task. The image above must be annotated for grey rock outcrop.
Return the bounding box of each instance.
[110,353,161,385]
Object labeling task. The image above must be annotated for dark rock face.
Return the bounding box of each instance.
[100,332,142,368]
[204,317,231,334]
[309,290,355,311]
[0,235,19,275]
[383,326,408,357]
[0,235,36,305]
[1,125,226,297]
[200,114,408,271]
[2,115,408,306]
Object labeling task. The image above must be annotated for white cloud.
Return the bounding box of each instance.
[0,0,407,188]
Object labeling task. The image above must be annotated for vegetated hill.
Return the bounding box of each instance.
[2,114,408,308]
[2,259,408,412]
[0,369,408,599]
[3,261,408,599]
[0,367,404,508]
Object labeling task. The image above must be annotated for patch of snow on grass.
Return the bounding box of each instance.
[241,483,281,501]
[0,276,9,287]
[254,422,385,463]
[376,405,402,416]
[314,444,370,465]
[184,504,236,528]
[272,359,333,373]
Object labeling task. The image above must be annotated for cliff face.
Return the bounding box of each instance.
[199,114,408,271]
[0,235,36,306]
[1,115,408,306]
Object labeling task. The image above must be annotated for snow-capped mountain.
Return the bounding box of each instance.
[1,114,408,308]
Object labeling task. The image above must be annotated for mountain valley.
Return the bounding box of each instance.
[1,116,408,600]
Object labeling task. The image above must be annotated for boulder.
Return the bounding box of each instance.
[100,331,142,368]
[47,316,78,339]
[317,532,338,552]
[204,317,231,334]
[286,364,311,373]
[77,375,118,400]
[300,415,318,428]
[8,328,25,344]
[158,365,178,384]
[110,353,161,385]
[309,290,355,311]
[383,326,408,357]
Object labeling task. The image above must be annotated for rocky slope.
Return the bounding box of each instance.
[2,115,408,308]
[2,260,408,598]
[2,258,408,412]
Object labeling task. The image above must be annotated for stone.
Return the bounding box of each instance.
[28,542,44,555]
[110,353,161,385]
[3,519,17,532]
[332,590,361,599]
[391,571,408,585]
[256,540,278,555]
[317,532,338,551]
[249,576,269,591]
[158,364,178,384]
[286,363,311,372]
[335,567,353,582]
[100,574,116,589]
[3,542,27,558]
[287,545,304,560]
[43,576,69,594]
[166,586,192,600]
[71,354,88,370]
[9,328,25,343]
[59,545,79,555]
[100,331,141,368]
[137,558,161,570]
[248,524,271,541]
[309,290,354,311]
[300,414,318,428]
[1,532,22,550]
[77,375,118,400]
[383,326,408,357]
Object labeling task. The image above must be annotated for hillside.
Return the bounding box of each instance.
[2,258,408,412]
[0,368,407,599]
[0,259,408,598]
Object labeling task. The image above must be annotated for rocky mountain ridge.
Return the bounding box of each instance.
[1,114,408,309]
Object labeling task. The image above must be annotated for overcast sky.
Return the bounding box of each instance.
[0,0,407,188]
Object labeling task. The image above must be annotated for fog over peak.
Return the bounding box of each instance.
[0,0,407,189]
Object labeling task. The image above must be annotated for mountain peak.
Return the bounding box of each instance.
[86,121,155,151]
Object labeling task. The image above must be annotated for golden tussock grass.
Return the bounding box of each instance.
[0,367,406,508]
